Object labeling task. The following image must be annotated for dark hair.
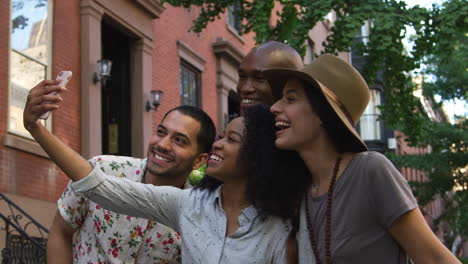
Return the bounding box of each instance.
[196,175,223,191]
[302,82,365,153]
[162,105,216,154]
[242,104,310,219]
[197,105,310,220]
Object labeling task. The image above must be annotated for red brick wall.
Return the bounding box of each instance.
[49,0,82,198]
[0,0,81,202]
[0,0,10,193]
[151,5,257,127]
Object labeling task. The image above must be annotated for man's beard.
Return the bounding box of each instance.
[146,163,192,180]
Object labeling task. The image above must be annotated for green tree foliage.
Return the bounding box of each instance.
[162,0,467,249]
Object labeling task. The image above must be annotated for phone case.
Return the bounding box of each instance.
[39,71,72,120]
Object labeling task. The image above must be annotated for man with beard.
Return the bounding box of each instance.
[45,105,215,264]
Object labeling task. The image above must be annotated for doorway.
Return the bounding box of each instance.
[101,19,132,156]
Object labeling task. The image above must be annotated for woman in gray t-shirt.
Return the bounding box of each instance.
[264,54,460,264]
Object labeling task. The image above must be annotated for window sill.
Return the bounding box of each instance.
[226,25,245,44]
[3,133,50,159]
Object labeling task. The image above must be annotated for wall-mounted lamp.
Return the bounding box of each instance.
[146,90,164,112]
[93,59,113,85]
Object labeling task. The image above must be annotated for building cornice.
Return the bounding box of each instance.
[212,38,244,65]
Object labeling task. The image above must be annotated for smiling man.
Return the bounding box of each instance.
[45,105,215,264]
[237,41,303,113]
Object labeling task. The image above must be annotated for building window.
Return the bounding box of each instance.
[359,89,382,141]
[227,1,241,32]
[356,20,372,48]
[180,61,201,107]
[360,20,371,46]
[305,39,314,64]
[9,0,52,137]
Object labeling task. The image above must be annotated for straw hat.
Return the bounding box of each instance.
[264,54,370,152]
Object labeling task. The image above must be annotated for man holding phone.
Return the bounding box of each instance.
[31,80,216,263]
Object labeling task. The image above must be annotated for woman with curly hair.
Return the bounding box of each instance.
[264,54,459,264]
[198,104,309,220]
[25,96,309,263]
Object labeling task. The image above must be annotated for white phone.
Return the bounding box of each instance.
[39,71,72,120]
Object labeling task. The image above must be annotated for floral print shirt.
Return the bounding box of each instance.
[58,155,182,264]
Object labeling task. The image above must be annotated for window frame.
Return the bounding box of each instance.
[227,1,242,33]
[305,38,314,64]
[358,88,382,141]
[179,60,201,107]
[8,0,54,139]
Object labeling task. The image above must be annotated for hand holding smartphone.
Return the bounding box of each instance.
[39,71,72,120]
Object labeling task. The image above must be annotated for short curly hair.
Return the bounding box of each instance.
[197,104,310,220]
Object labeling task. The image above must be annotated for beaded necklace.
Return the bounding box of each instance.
[305,157,342,264]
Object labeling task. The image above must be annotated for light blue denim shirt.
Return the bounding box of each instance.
[71,165,291,264]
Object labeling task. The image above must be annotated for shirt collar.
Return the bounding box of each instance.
[242,206,258,221]
[140,158,148,182]
[213,185,224,208]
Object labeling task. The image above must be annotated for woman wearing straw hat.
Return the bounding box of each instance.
[265,54,460,264]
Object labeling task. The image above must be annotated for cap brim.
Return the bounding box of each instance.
[264,68,367,152]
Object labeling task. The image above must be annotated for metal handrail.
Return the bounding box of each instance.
[0,192,49,263]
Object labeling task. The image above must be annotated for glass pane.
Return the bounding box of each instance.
[227,2,241,31]
[11,0,49,63]
[363,89,381,115]
[181,69,189,105]
[180,64,200,107]
[360,89,381,140]
[360,114,381,141]
[190,72,196,105]
[9,50,47,136]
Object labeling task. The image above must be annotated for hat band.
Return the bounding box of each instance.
[316,81,355,125]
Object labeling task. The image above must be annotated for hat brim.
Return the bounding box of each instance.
[264,68,367,152]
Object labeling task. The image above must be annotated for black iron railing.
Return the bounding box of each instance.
[0,192,48,264]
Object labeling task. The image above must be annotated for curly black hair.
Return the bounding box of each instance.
[242,104,310,219]
[198,104,310,220]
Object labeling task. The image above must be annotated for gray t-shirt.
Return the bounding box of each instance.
[297,151,418,264]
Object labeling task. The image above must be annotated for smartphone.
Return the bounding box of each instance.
[39,71,72,120]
